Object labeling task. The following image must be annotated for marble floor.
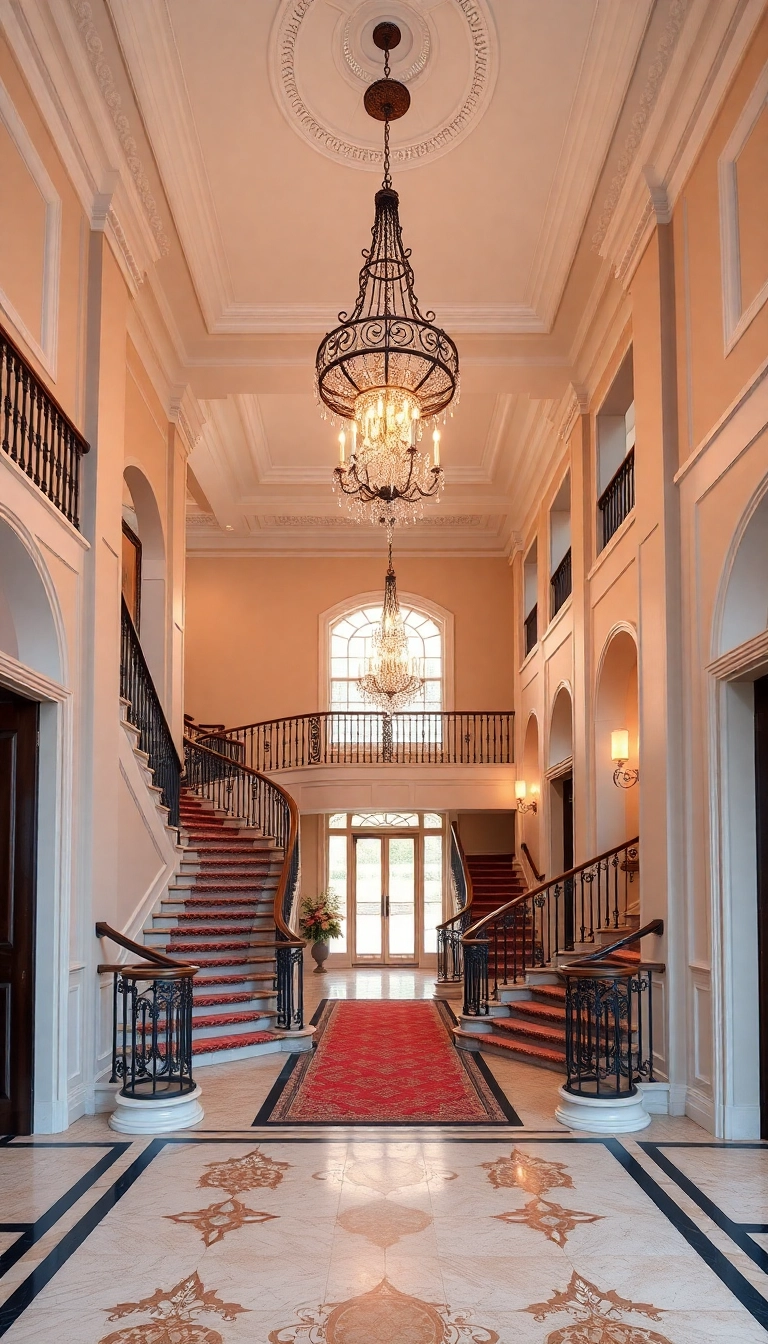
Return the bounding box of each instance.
[1,970,767,1342]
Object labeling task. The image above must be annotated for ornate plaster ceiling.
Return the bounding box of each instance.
[95,0,698,554]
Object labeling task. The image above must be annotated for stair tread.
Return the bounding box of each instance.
[195,974,276,986]
[193,1030,278,1055]
[493,1018,564,1044]
[194,991,277,1006]
[507,1001,565,1023]
[455,1029,563,1065]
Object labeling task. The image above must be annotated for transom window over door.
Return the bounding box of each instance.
[330,604,443,713]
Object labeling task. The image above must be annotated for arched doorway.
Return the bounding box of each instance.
[712,487,768,1139]
[595,628,639,854]
[548,686,574,938]
[519,712,541,874]
[0,514,66,1133]
[122,466,166,697]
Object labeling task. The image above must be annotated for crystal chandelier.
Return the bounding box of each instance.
[357,539,425,711]
[316,21,459,530]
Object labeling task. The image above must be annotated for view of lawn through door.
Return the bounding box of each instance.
[327,813,443,963]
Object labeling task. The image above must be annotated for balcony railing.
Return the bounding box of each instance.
[524,604,537,656]
[1,322,89,528]
[550,547,572,617]
[188,711,515,771]
[598,447,635,549]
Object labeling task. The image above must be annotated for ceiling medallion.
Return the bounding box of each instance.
[317,20,459,532]
[270,0,496,171]
[356,537,425,711]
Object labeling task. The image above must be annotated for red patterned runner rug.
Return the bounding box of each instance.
[255,999,520,1125]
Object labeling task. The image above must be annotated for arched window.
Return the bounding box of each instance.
[329,601,443,712]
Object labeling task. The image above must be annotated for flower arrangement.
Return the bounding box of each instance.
[298,889,343,944]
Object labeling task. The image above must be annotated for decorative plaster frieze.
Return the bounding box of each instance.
[270,0,496,171]
[558,386,589,441]
[186,512,220,530]
[171,389,206,459]
[592,0,691,248]
[258,513,487,530]
[106,207,143,290]
[68,0,169,254]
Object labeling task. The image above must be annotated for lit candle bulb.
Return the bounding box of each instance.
[338,430,346,465]
[432,428,441,467]
[351,421,357,456]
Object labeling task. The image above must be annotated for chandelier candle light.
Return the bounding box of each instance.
[316,21,459,531]
[357,538,425,711]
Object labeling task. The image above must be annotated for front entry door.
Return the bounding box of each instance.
[0,689,39,1134]
[354,834,417,964]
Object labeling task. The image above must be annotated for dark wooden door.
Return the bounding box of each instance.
[0,689,38,1134]
[754,674,768,1140]
[563,774,575,948]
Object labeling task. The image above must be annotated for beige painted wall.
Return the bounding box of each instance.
[457,811,516,854]
[672,12,768,460]
[184,556,515,726]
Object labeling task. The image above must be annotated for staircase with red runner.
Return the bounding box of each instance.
[142,790,285,1064]
[465,853,527,921]
[454,846,641,1071]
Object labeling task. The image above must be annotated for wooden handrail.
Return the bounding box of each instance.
[520,842,545,884]
[462,836,640,945]
[182,737,304,949]
[573,918,664,966]
[95,921,197,973]
[437,823,474,932]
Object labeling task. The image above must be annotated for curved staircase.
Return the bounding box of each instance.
[142,790,287,1063]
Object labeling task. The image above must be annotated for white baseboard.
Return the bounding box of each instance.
[32,1098,70,1134]
[686,1085,715,1133]
[721,1102,761,1140]
[636,1082,669,1114]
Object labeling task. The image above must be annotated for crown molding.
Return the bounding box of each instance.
[171,388,206,460]
[557,384,589,442]
[598,0,764,285]
[526,0,654,329]
[0,0,163,289]
[209,303,548,336]
[105,0,233,329]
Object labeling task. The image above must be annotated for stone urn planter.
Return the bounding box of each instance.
[311,940,330,974]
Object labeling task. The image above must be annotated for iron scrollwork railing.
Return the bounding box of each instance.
[550,547,572,617]
[190,711,514,771]
[97,923,197,1102]
[598,446,635,549]
[183,736,305,1032]
[121,597,181,829]
[562,921,664,1097]
[1,321,89,528]
[437,823,474,983]
[462,837,640,1016]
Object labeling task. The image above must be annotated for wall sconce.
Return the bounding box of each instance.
[515,780,538,813]
[611,729,639,789]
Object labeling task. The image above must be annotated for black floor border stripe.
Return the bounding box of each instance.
[433,999,522,1125]
[640,1142,768,1276]
[0,1145,129,1281]
[0,1140,165,1337]
[606,1138,768,1330]
[252,1053,302,1125]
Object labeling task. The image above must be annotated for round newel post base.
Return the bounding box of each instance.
[109,1084,204,1134]
[555,1085,651,1134]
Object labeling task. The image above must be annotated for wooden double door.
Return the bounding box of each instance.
[0,689,38,1134]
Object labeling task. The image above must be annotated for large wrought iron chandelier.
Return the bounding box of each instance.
[357,538,425,711]
[316,21,459,531]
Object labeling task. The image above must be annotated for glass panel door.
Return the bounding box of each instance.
[386,836,416,960]
[355,836,382,958]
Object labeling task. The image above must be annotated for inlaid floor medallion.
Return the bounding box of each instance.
[337,1198,432,1247]
[268,1278,499,1344]
[525,1272,673,1344]
[164,1145,288,1246]
[99,1272,247,1344]
[482,1146,603,1246]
